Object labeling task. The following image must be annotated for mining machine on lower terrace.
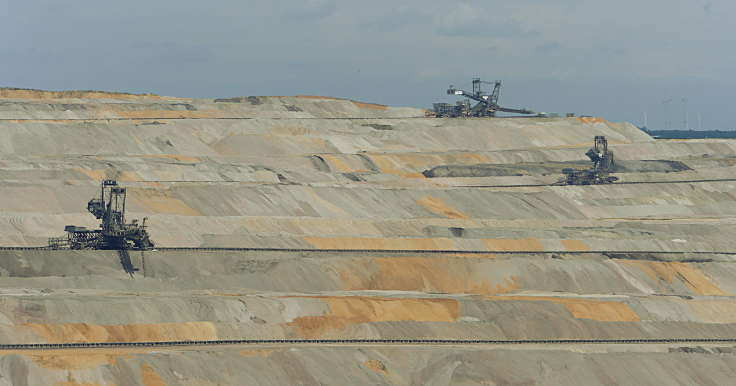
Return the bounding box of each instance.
[429,78,536,118]
[558,136,618,185]
[48,180,154,251]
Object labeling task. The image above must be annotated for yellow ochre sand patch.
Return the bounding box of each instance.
[30,353,111,371]
[320,154,369,173]
[417,196,469,219]
[577,117,607,124]
[285,296,459,338]
[561,239,589,251]
[74,168,107,181]
[340,257,519,295]
[141,363,167,386]
[365,154,426,178]
[295,95,342,100]
[129,188,201,216]
[0,347,159,371]
[0,88,168,100]
[487,296,640,322]
[304,188,351,217]
[483,238,545,252]
[25,322,217,343]
[117,171,141,182]
[363,359,388,374]
[620,260,727,296]
[351,101,389,110]
[144,154,201,163]
[304,236,455,250]
[74,169,141,182]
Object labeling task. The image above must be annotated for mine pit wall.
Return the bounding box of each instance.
[3,182,736,251]
[3,91,736,384]
[0,250,735,344]
[3,345,736,385]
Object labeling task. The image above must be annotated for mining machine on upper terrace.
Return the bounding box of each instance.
[558,136,618,185]
[48,180,154,251]
[429,78,536,118]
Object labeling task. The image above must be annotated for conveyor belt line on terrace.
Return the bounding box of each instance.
[0,247,731,257]
[3,338,736,351]
[10,178,733,188]
[466,178,736,188]
[0,117,428,121]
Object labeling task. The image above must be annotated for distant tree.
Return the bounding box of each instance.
[639,128,736,139]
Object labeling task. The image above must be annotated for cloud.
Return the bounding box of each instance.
[282,0,337,21]
[435,3,534,38]
[357,6,419,31]
[535,42,563,54]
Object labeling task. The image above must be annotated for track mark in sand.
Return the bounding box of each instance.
[240,349,275,358]
[55,374,101,386]
[417,196,469,219]
[304,188,351,217]
[74,168,108,181]
[688,300,736,324]
[24,322,218,343]
[284,296,459,338]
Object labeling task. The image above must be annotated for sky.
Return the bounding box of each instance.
[2,0,734,129]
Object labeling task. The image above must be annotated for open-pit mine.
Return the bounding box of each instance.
[1,88,736,385]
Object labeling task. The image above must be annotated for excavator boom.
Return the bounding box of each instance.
[440,79,535,117]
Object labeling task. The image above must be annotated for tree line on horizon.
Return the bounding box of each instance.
[640,128,736,139]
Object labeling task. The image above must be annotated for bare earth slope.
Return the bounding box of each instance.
[0,89,736,385]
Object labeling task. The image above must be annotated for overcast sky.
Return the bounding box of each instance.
[2,0,733,129]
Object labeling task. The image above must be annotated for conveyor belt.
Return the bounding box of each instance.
[0,247,731,257]
[3,338,736,351]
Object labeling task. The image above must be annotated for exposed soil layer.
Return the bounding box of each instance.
[1,90,735,384]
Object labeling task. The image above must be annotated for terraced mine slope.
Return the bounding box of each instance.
[1,88,736,385]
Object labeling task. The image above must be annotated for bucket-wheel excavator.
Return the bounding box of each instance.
[49,180,154,251]
[430,78,536,117]
[559,136,618,185]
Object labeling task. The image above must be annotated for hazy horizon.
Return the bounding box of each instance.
[3,1,733,129]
